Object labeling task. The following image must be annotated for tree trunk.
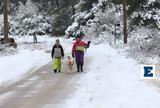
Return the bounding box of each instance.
[123,0,127,44]
[3,0,9,42]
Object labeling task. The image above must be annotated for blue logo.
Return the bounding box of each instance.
[141,65,156,79]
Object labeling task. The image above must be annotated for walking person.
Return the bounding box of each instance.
[51,39,64,73]
[72,37,88,72]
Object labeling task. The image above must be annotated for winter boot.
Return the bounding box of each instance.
[54,69,57,73]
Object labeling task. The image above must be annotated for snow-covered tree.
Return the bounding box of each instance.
[11,0,52,36]
[16,0,38,19]
[66,0,120,39]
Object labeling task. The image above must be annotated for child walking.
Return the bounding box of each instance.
[51,39,64,73]
[72,37,87,72]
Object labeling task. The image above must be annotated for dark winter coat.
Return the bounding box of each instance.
[51,44,64,58]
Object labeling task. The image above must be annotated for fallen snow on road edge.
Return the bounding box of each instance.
[62,44,160,108]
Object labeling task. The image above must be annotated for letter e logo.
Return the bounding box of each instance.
[141,65,156,79]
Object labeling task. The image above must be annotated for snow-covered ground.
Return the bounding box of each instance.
[0,36,50,85]
[61,44,160,108]
[0,36,73,86]
[1,35,160,108]
[0,49,50,85]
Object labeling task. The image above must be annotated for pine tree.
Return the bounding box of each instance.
[52,9,71,36]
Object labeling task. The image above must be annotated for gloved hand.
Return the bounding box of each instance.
[72,53,75,58]
[86,41,91,48]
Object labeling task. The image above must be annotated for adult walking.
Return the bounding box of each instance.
[51,39,64,73]
[72,37,89,72]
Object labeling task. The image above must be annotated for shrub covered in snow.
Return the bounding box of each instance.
[9,0,52,36]
[0,44,17,56]
[128,27,160,64]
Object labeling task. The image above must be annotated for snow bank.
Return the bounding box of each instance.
[63,44,160,108]
[0,49,50,85]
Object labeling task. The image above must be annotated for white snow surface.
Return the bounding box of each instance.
[0,36,61,85]
[62,44,160,108]
[0,36,74,86]
[0,49,50,84]
[0,91,15,105]
[1,36,160,108]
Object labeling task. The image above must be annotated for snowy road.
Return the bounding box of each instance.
[1,42,160,108]
[0,62,84,108]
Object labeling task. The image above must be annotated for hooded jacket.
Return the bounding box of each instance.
[51,44,64,58]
